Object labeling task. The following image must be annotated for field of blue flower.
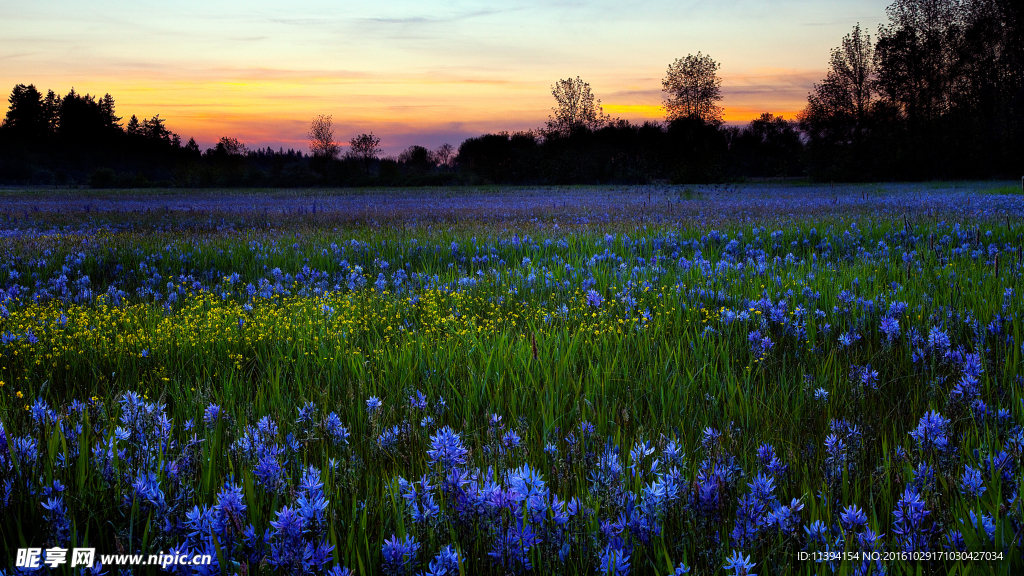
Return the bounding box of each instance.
[0,183,1022,575]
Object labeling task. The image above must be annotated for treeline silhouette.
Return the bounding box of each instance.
[0,0,1019,187]
[800,0,1023,180]
[455,115,803,185]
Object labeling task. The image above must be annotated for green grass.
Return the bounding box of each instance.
[979,185,1024,196]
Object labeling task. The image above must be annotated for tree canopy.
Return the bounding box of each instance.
[545,77,611,136]
[308,114,338,160]
[662,53,724,125]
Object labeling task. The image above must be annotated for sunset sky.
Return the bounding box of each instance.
[1,0,891,155]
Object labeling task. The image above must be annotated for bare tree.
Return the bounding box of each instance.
[433,143,454,167]
[545,77,610,135]
[308,114,338,159]
[348,132,381,174]
[662,52,724,125]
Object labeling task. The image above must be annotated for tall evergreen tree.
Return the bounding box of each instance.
[143,114,172,144]
[42,90,62,135]
[126,114,141,136]
[2,84,47,141]
[99,94,121,130]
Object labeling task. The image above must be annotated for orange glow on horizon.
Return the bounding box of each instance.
[13,66,818,153]
[600,103,804,125]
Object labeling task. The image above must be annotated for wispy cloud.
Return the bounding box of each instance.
[360,8,509,26]
[0,52,38,60]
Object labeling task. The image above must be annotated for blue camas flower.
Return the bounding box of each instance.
[425,545,460,576]
[366,396,383,414]
[960,465,986,497]
[927,326,951,352]
[598,545,631,575]
[203,403,221,428]
[382,533,420,575]
[892,487,931,552]
[909,410,950,453]
[879,316,900,341]
[840,504,868,532]
[322,412,350,445]
[724,550,756,576]
[41,496,70,545]
[427,426,468,469]
[268,506,305,569]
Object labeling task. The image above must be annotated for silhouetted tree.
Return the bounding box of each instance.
[142,115,173,145]
[2,84,47,142]
[213,136,248,156]
[126,115,142,136]
[730,113,804,177]
[434,143,455,167]
[43,90,62,135]
[799,23,879,179]
[662,53,723,125]
[545,77,610,135]
[308,114,338,159]
[867,0,1023,177]
[803,24,875,144]
[874,0,962,128]
[3,30,1019,190]
[664,116,728,183]
[348,132,381,175]
[59,89,117,146]
[398,145,432,170]
[99,94,121,129]
[0,83,321,187]
[939,0,1023,175]
[457,131,539,183]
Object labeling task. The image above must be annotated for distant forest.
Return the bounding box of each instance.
[0,0,1020,187]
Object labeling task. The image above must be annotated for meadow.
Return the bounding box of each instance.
[0,182,1022,575]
